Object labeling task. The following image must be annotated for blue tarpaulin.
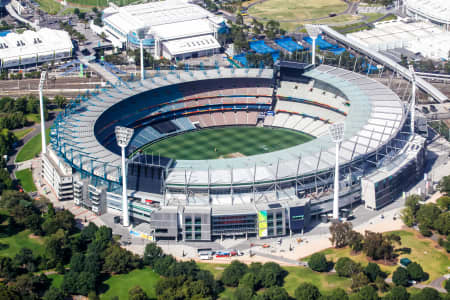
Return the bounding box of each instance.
[302,35,334,50]
[233,54,248,66]
[249,40,277,54]
[328,47,346,55]
[275,37,304,52]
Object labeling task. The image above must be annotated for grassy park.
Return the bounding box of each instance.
[35,0,62,15]
[15,169,37,192]
[13,128,34,140]
[16,128,50,163]
[140,127,314,160]
[99,268,160,299]
[248,0,347,22]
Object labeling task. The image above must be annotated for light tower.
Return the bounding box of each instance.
[115,126,134,227]
[408,65,416,135]
[305,25,321,65]
[136,28,147,81]
[328,122,345,221]
[39,71,47,154]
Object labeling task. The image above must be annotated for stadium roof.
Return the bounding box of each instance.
[0,28,72,60]
[406,0,450,24]
[54,66,404,187]
[102,0,225,37]
[163,35,220,56]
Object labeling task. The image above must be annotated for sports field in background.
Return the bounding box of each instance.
[139,126,314,160]
[248,0,347,21]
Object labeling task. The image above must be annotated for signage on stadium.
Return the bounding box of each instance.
[258,210,268,237]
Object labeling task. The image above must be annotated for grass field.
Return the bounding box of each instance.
[0,229,45,257]
[248,0,347,21]
[14,128,34,140]
[15,169,37,192]
[99,268,160,300]
[35,0,62,15]
[48,274,64,289]
[66,0,140,7]
[139,127,314,160]
[16,128,50,163]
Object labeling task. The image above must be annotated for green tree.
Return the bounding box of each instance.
[221,260,248,287]
[363,231,395,262]
[329,222,353,248]
[320,288,348,300]
[434,212,450,235]
[384,286,410,300]
[392,267,409,286]
[128,286,148,300]
[54,95,67,109]
[308,253,329,272]
[234,285,253,300]
[445,278,450,292]
[410,287,441,300]
[406,262,426,282]
[438,175,450,195]
[255,286,289,300]
[239,272,258,291]
[437,196,450,211]
[259,262,286,287]
[295,282,321,300]
[143,243,163,266]
[363,262,384,282]
[356,285,378,300]
[417,204,442,229]
[405,195,422,216]
[348,230,364,252]
[103,244,141,274]
[42,287,65,300]
[401,207,415,227]
[350,272,369,291]
[335,257,361,278]
[0,256,17,280]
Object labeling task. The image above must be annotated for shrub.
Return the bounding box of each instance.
[335,257,361,278]
[308,253,329,272]
[294,282,321,300]
[392,267,409,287]
[407,262,426,282]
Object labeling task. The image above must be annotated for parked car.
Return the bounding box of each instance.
[430,104,438,112]
[422,106,429,114]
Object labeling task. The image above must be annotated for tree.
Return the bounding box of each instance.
[0,256,18,280]
[437,196,450,211]
[410,287,441,300]
[103,244,141,274]
[363,262,384,282]
[445,279,450,292]
[69,253,85,273]
[128,286,148,300]
[384,286,410,300]
[329,222,353,248]
[348,230,364,252]
[434,212,450,235]
[42,287,65,300]
[221,260,248,287]
[363,231,394,262]
[234,285,253,300]
[13,248,36,272]
[335,257,361,278]
[375,275,389,292]
[54,95,67,108]
[308,253,329,272]
[255,286,289,300]
[143,243,163,266]
[321,288,348,300]
[356,285,378,300]
[350,272,369,291]
[77,272,97,295]
[406,262,426,282]
[438,175,450,195]
[392,267,409,286]
[294,282,321,300]
[239,272,258,291]
[401,207,415,227]
[405,195,422,216]
[88,291,100,300]
[259,262,286,287]
[45,229,70,265]
[417,204,442,229]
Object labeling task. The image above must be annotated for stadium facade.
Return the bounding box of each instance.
[101,0,226,60]
[405,0,450,31]
[42,63,426,241]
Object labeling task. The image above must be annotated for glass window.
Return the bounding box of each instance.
[195,217,201,224]
[195,226,201,232]
[195,233,201,240]
[185,233,192,240]
[185,217,192,224]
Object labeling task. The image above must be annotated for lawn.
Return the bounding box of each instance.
[15,128,50,163]
[311,230,450,283]
[249,0,347,22]
[14,128,34,140]
[198,262,352,297]
[15,169,37,192]
[99,268,160,300]
[66,0,140,7]
[26,113,41,124]
[0,229,45,257]
[35,0,62,15]
[139,127,314,160]
[280,14,361,32]
[48,274,64,289]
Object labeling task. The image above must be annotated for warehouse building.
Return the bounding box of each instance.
[101,0,226,60]
[0,28,73,69]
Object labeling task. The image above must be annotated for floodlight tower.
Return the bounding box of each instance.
[39,71,47,154]
[115,126,134,227]
[328,122,345,221]
[408,65,416,135]
[305,25,321,65]
[136,28,147,81]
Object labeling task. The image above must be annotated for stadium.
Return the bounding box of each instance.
[46,62,426,241]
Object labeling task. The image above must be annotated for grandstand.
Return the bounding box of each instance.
[405,0,450,30]
[44,63,426,241]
